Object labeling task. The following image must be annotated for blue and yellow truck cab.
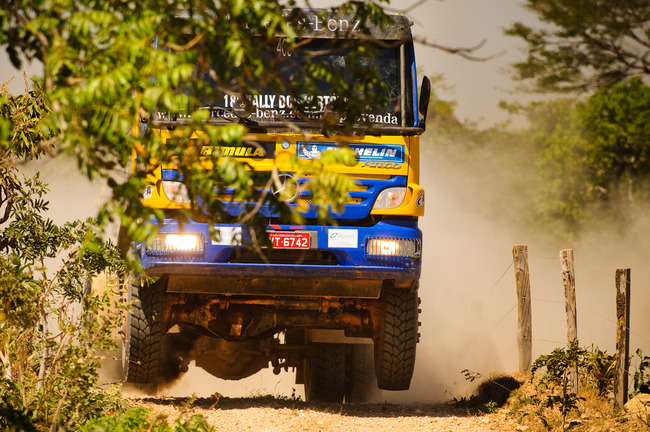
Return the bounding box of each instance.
[125,10,431,402]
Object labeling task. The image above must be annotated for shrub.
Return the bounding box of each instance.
[0,175,129,430]
[78,407,215,432]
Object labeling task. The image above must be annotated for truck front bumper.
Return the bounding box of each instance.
[137,218,422,298]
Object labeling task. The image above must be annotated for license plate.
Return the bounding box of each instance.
[268,231,311,249]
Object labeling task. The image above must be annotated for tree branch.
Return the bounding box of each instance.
[413,37,504,62]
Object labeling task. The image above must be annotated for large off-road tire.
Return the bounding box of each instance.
[125,278,165,384]
[345,344,377,403]
[304,343,346,402]
[374,285,419,391]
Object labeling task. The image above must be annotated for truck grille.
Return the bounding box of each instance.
[228,248,339,265]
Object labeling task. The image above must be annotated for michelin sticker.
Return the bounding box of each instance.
[298,142,405,163]
[142,185,153,200]
[328,229,358,248]
[301,144,323,159]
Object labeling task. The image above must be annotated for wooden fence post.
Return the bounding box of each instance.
[560,249,578,393]
[614,268,631,411]
[513,245,532,372]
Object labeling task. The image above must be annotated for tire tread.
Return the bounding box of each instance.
[375,287,419,391]
[306,343,346,402]
[126,280,164,384]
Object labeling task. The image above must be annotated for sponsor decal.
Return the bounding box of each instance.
[361,161,402,169]
[301,144,323,159]
[327,229,358,248]
[161,91,401,125]
[298,142,405,163]
[416,193,425,207]
[214,94,399,125]
[211,227,243,246]
[359,112,398,125]
[261,13,364,36]
[166,138,275,159]
[199,141,275,159]
[223,94,336,111]
[142,185,153,200]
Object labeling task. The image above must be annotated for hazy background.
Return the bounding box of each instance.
[5,0,650,402]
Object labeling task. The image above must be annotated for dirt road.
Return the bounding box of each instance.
[132,396,519,432]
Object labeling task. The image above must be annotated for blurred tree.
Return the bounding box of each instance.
[525,98,590,229]
[519,79,650,229]
[504,1,650,231]
[0,0,396,242]
[1,0,492,242]
[580,78,650,204]
[426,75,650,233]
[506,0,650,93]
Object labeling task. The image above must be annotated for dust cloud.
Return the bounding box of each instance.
[29,142,650,403]
[395,136,650,403]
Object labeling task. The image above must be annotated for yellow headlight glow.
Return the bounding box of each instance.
[147,233,204,255]
[365,237,420,257]
[165,234,199,251]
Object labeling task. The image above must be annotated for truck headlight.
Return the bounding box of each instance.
[373,187,406,210]
[162,180,191,204]
[147,233,204,256]
[365,237,421,258]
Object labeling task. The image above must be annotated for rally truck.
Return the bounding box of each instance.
[124,9,431,402]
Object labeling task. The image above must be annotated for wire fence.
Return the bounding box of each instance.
[476,247,650,369]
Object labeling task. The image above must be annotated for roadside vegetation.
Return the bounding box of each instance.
[506,345,650,431]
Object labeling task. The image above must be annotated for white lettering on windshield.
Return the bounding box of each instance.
[297,16,362,34]
[223,94,337,111]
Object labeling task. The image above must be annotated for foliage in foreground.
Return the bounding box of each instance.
[0,0,398,245]
[0,174,129,431]
[79,407,214,432]
[1,81,130,431]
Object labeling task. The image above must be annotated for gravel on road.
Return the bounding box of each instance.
[132,396,521,432]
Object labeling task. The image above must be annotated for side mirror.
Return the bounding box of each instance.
[418,76,431,132]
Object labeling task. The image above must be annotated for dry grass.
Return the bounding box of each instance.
[503,375,650,431]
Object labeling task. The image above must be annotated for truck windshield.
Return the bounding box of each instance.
[180,38,414,128]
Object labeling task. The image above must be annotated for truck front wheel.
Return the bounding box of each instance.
[125,278,165,384]
[374,285,419,391]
